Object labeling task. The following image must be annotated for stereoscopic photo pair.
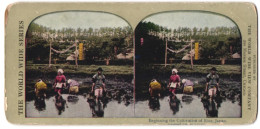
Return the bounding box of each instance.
[24,10,241,118]
[5,2,257,125]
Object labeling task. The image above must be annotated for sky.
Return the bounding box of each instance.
[33,11,130,30]
[33,11,236,31]
[143,11,237,29]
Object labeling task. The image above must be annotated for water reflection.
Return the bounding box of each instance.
[34,97,46,111]
[26,94,134,118]
[215,92,223,108]
[134,94,240,118]
[87,93,108,117]
[181,95,193,104]
[202,99,218,117]
[88,100,105,117]
[55,95,68,115]
[148,97,160,111]
[201,92,223,118]
[67,95,79,104]
[169,95,181,115]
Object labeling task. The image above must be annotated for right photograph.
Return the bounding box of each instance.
[134,11,242,118]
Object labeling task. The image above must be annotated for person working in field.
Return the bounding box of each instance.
[149,79,161,98]
[67,79,79,94]
[205,67,220,101]
[91,67,106,103]
[35,79,47,99]
[182,79,194,94]
[53,69,66,96]
[168,68,180,97]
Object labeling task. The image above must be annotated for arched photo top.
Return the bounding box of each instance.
[135,11,242,63]
[30,11,132,31]
[26,11,133,42]
[145,11,239,30]
[25,11,134,65]
[137,11,241,37]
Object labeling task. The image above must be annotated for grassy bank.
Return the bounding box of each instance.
[136,63,241,76]
[26,64,134,77]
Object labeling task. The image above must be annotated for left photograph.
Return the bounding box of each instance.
[25,11,134,118]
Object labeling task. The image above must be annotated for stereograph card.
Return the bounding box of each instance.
[4,2,257,125]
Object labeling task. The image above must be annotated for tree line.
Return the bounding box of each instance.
[135,21,241,63]
[26,21,241,65]
[26,22,133,64]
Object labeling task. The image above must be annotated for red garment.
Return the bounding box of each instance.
[55,75,66,83]
[169,74,180,94]
[54,75,66,94]
[55,88,62,94]
[169,74,180,83]
[169,88,176,94]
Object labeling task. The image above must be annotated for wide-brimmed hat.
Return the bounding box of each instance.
[172,68,178,73]
[97,67,103,71]
[210,67,217,71]
[57,69,64,74]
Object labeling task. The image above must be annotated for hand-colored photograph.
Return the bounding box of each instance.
[25,11,242,118]
[25,11,134,118]
[135,11,242,118]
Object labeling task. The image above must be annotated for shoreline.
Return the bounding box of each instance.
[136,63,241,77]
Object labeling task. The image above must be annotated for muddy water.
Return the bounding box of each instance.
[26,74,241,118]
[135,74,242,102]
[26,76,134,102]
[26,94,241,118]
[135,74,241,118]
[135,94,241,118]
[26,94,135,118]
[26,75,134,117]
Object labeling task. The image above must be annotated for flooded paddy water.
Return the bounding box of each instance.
[26,75,134,118]
[26,94,135,118]
[135,94,241,118]
[135,73,242,118]
[26,73,241,118]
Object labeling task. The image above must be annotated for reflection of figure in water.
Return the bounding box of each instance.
[168,69,180,97]
[55,95,68,115]
[148,97,160,111]
[34,97,46,111]
[67,95,79,104]
[149,79,161,98]
[205,67,219,101]
[53,69,66,96]
[35,79,47,99]
[91,67,106,103]
[181,95,193,104]
[87,94,107,117]
[169,95,181,115]
[202,99,218,117]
